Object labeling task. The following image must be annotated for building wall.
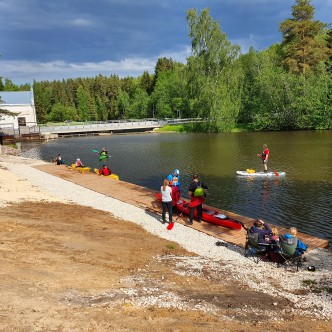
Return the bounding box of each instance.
[0,90,37,131]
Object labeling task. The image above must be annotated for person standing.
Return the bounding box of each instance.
[257,144,269,172]
[167,169,180,190]
[160,179,173,224]
[187,174,208,225]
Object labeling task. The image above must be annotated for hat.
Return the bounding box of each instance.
[174,169,179,175]
[76,158,80,161]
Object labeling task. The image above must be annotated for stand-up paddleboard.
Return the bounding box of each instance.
[236,170,286,177]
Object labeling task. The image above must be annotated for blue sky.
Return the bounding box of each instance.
[0,0,331,85]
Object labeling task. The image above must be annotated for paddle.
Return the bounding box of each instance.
[166,203,189,230]
[273,170,279,177]
[92,149,99,153]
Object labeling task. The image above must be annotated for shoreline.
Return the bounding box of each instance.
[1,155,332,329]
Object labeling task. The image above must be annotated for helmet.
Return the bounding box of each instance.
[174,169,179,175]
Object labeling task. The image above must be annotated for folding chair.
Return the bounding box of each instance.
[277,235,302,271]
[244,231,271,263]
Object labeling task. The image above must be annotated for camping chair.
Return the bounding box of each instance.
[277,235,302,271]
[244,231,271,264]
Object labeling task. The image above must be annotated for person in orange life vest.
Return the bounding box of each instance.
[169,176,180,206]
[75,158,84,167]
[167,169,180,190]
[99,165,111,176]
[187,174,208,225]
[257,144,269,172]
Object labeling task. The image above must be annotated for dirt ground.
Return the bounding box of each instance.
[0,201,331,332]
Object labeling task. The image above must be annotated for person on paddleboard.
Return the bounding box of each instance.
[257,144,269,172]
[187,174,208,225]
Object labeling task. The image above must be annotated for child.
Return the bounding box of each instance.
[270,226,280,244]
[284,227,307,255]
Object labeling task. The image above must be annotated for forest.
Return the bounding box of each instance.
[1,0,332,132]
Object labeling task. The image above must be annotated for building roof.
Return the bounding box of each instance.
[0,90,34,105]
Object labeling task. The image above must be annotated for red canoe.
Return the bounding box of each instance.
[155,192,242,230]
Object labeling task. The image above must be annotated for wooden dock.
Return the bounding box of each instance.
[34,164,330,251]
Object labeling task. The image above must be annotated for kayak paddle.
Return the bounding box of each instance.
[166,222,175,230]
[167,210,184,230]
[273,170,279,177]
[92,149,99,153]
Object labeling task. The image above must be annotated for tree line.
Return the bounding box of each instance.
[1,0,332,131]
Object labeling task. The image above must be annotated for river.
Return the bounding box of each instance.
[19,130,332,245]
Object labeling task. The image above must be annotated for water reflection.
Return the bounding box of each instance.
[19,131,332,245]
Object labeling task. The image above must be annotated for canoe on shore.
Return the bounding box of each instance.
[155,192,242,230]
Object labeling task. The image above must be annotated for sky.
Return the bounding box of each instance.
[0,0,331,85]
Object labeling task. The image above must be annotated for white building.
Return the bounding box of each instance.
[0,89,37,131]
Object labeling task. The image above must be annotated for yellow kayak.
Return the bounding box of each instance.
[94,168,119,180]
[69,164,91,173]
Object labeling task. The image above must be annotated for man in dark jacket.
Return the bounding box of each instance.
[187,174,208,225]
[249,219,272,243]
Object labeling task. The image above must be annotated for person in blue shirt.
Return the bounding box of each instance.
[167,169,180,190]
[284,227,307,255]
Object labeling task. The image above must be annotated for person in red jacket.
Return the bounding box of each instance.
[257,144,269,172]
[99,165,111,176]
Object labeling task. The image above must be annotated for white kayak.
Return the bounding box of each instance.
[236,170,286,177]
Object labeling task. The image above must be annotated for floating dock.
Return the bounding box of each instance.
[34,164,329,250]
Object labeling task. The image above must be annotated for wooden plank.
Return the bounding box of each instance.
[33,164,330,250]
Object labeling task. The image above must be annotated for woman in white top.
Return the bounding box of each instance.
[160,179,173,224]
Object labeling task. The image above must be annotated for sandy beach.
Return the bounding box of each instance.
[0,152,331,332]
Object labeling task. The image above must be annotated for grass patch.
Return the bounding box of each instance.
[166,244,176,250]
[302,279,317,286]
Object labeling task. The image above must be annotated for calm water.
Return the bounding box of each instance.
[20,131,332,245]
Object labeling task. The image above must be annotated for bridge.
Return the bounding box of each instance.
[1,118,206,142]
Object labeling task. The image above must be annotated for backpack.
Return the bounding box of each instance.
[194,182,204,196]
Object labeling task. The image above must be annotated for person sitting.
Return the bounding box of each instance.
[270,226,280,245]
[283,227,307,255]
[54,154,64,165]
[99,165,111,176]
[100,148,108,156]
[249,219,272,244]
[75,158,84,167]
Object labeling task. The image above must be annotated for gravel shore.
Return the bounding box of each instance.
[1,155,331,321]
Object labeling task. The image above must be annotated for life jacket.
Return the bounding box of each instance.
[261,148,269,160]
[101,167,111,176]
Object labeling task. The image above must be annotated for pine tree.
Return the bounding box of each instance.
[279,0,329,75]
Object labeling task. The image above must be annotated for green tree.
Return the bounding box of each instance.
[76,85,90,121]
[279,0,329,75]
[186,8,242,132]
[128,87,150,118]
[117,90,130,119]
[48,103,78,122]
